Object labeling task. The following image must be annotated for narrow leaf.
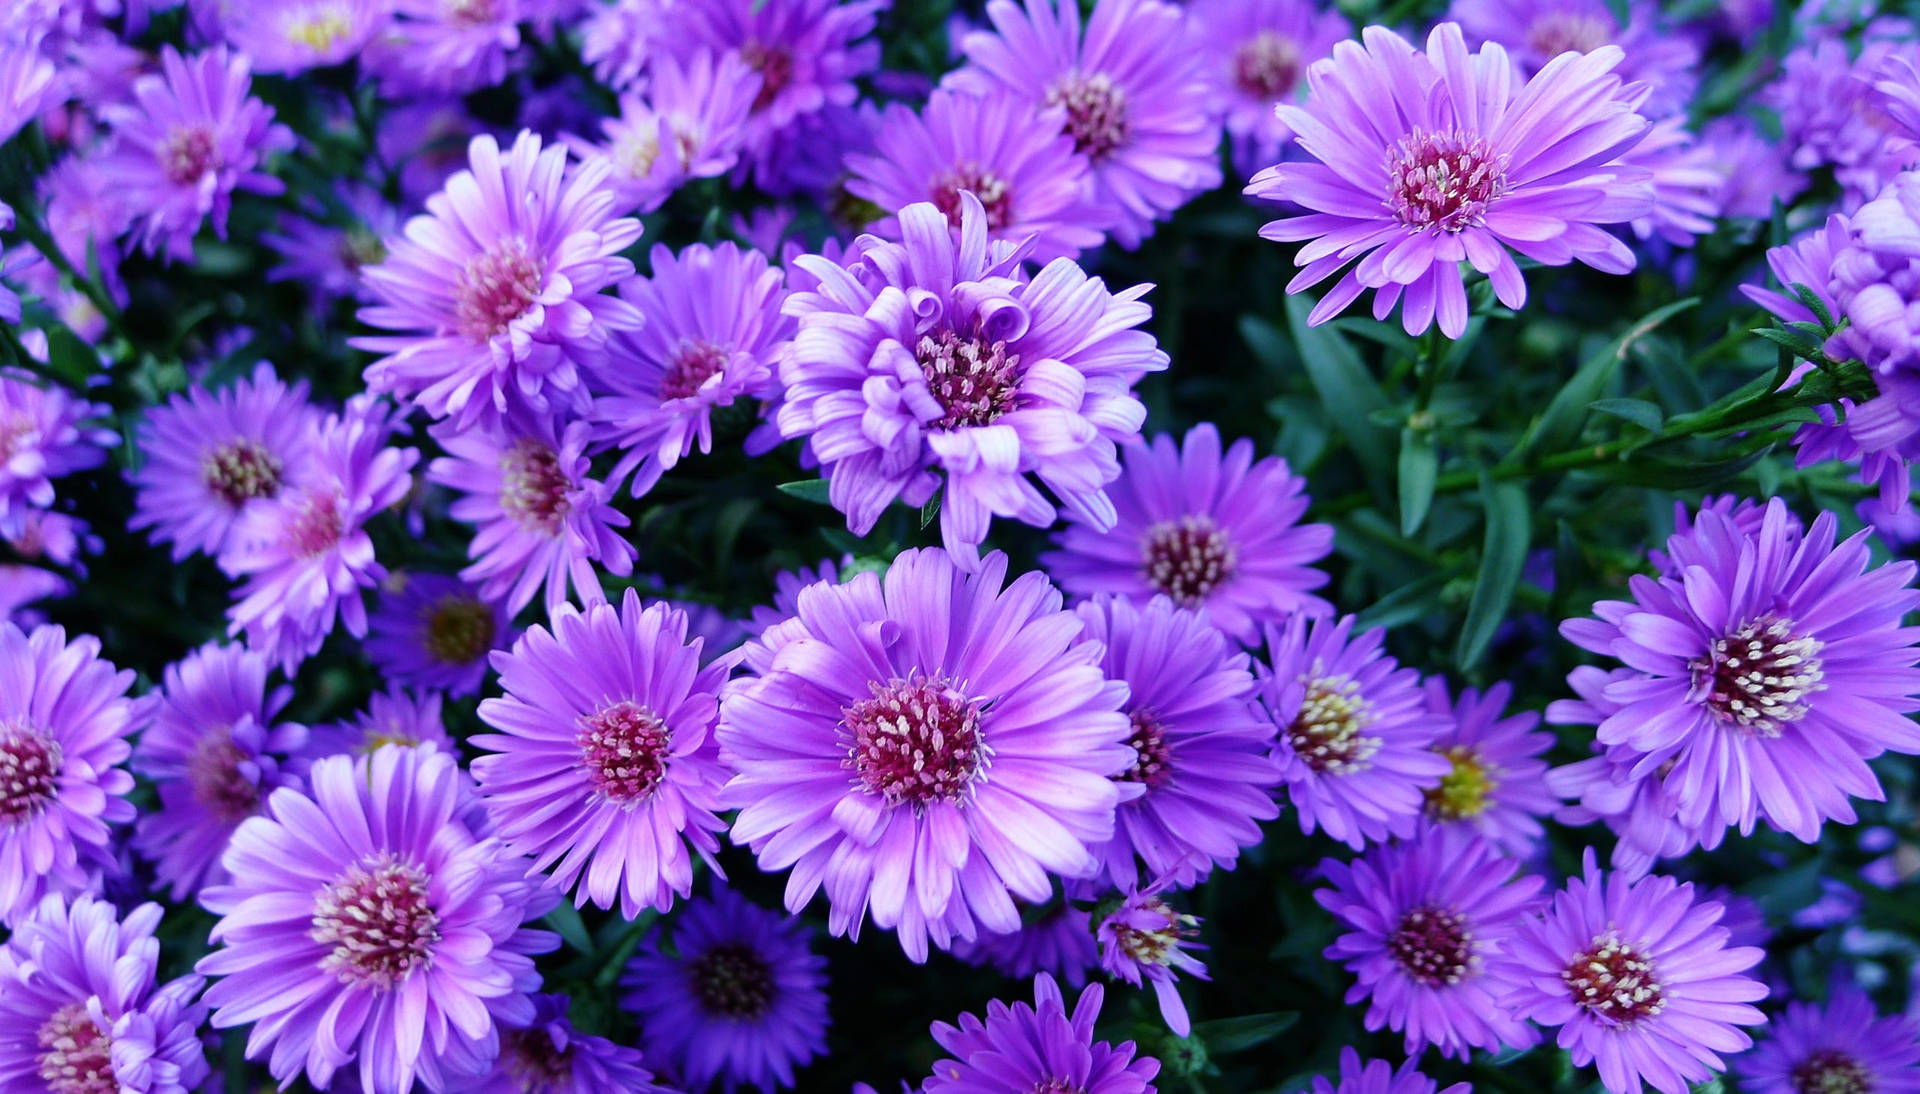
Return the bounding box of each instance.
[1588,397,1664,432]
[1454,476,1531,669]
[1275,297,1394,491]
[1397,428,1438,535]
[777,479,833,504]
[1518,298,1697,459]
[542,904,594,956]
[1193,1012,1300,1055]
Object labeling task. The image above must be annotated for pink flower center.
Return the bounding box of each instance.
[284,488,345,559]
[500,1027,575,1092]
[311,854,441,989]
[499,438,571,535]
[424,593,496,665]
[914,329,1022,431]
[1119,708,1172,787]
[1388,905,1475,985]
[447,0,499,26]
[456,239,545,342]
[661,339,730,401]
[1792,1051,1872,1094]
[689,942,775,1018]
[188,727,261,824]
[1233,30,1303,99]
[160,125,218,186]
[36,1002,117,1094]
[202,438,283,508]
[1047,71,1131,161]
[576,700,672,804]
[0,723,62,825]
[0,411,38,464]
[740,39,793,112]
[1564,931,1664,1024]
[1288,674,1378,775]
[1141,515,1236,606]
[1690,616,1825,737]
[844,674,986,806]
[1525,11,1613,59]
[930,164,1014,231]
[1386,128,1508,233]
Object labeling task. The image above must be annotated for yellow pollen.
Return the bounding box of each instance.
[286,9,352,51]
[1425,745,1497,820]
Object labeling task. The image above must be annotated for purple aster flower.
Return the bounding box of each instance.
[379,99,489,205]
[951,904,1099,988]
[354,131,645,432]
[1737,983,1920,1094]
[299,687,457,762]
[1450,0,1700,117]
[197,745,555,1093]
[364,571,509,697]
[1701,115,1808,222]
[618,886,829,1094]
[1622,118,1724,248]
[1186,0,1351,179]
[0,622,143,927]
[0,894,210,1094]
[1041,423,1333,646]
[128,362,323,562]
[219,397,417,671]
[844,86,1109,263]
[923,973,1159,1094]
[1837,171,1920,370]
[745,555,845,637]
[1418,678,1556,857]
[0,564,66,626]
[263,183,401,310]
[222,0,386,74]
[1316,827,1543,1059]
[573,50,761,214]
[591,242,791,495]
[364,0,524,95]
[1257,614,1453,850]
[1768,36,1920,208]
[580,0,660,91]
[130,643,305,901]
[1075,594,1277,887]
[1648,494,1778,580]
[752,98,878,202]
[949,0,1223,250]
[97,46,292,262]
[1096,881,1208,1036]
[473,590,730,918]
[720,548,1135,961]
[778,195,1167,567]
[1296,1048,1470,1094]
[1559,497,1920,844]
[0,372,113,536]
[427,414,636,615]
[0,39,56,142]
[1875,54,1920,143]
[1494,853,1767,1094]
[448,993,671,1093]
[1248,22,1654,338]
[40,157,131,306]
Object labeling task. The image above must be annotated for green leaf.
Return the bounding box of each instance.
[1518,298,1697,459]
[1588,397,1664,433]
[1192,1012,1299,1056]
[1454,476,1531,669]
[920,488,941,529]
[776,478,833,504]
[1275,297,1393,491]
[1751,325,1824,358]
[1602,443,1774,488]
[1787,281,1835,329]
[542,904,594,956]
[1355,570,1456,631]
[1397,428,1437,535]
[42,325,99,391]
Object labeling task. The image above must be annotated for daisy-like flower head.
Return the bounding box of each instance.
[0,622,144,927]
[590,241,792,496]
[1835,171,1920,372]
[1186,0,1351,178]
[355,130,645,432]
[0,38,57,144]
[951,903,1099,988]
[364,0,525,96]
[473,591,732,919]
[222,0,387,74]
[1075,594,1278,888]
[844,86,1109,263]
[745,555,845,637]
[1700,115,1808,223]
[0,372,114,537]
[427,413,636,615]
[720,548,1136,962]
[263,183,402,311]
[130,643,306,902]
[299,687,457,764]
[196,745,556,1093]
[618,886,829,1094]
[446,992,673,1093]
[1559,497,1920,845]
[580,0,661,91]
[40,156,131,310]
[1095,880,1209,1036]
[129,362,324,562]
[219,396,418,672]
[949,0,1223,250]
[364,571,510,697]
[1042,422,1333,645]
[1735,982,1920,1094]
[1766,36,1920,209]
[1621,117,1725,248]
[97,46,292,263]
[1247,22,1654,339]
[1450,0,1700,117]
[0,893,210,1094]
[923,973,1160,1094]
[573,49,762,214]
[1417,677,1556,856]
[1257,614,1453,850]
[1495,852,1767,1094]
[1875,54,1920,144]
[778,195,1167,568]
[1295,1048,1470,1094]
[1316,827,1543,1059]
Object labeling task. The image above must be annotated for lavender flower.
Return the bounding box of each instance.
[1294,1049,1469,1094]
[720,548,1135,961]
[365,0,524,96]
[1187,0,1350,178]
[1495,853,1767,1094]
[299,687,456,762]
[1450,0,1700,117]
[951,904,1099,988]
[923,974,1159,1093]
[1419,678,1556,856]
[262,183,401,310]
[447,993,672,1093]
[619,886,829,1093]
[1096,882,1208,1036]
[1767,36,1920,208]
[0,39,56,143]
[197,746,555,1092]
[1247,22,1653,338]
[573,50,761,213]
[778,195,1166,567]
[950,0,1222,250]
[1042,423,1333,645]
[1623,118,1725,248]
[222,0,386,74]
[1317,828,1543,1058]
[0,372,114,536]
[355,131,644,431]
[363,571,509,697]
[1734,983,1920,1094]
